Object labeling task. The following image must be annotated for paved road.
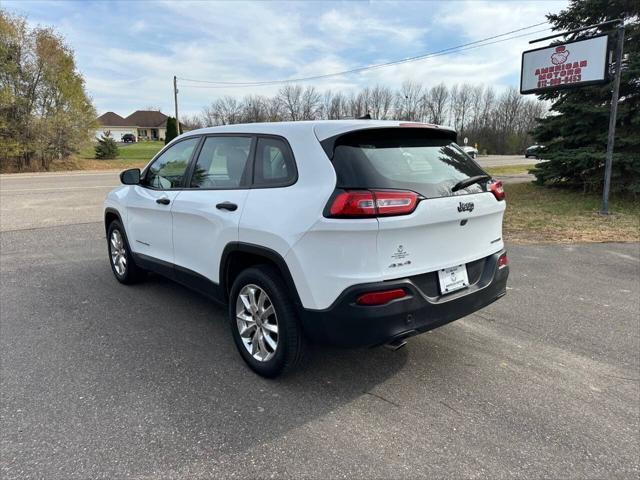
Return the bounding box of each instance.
[476,154,539,167]
[0,155,537,232]
[1,221,638,479]
[0,171,118,232]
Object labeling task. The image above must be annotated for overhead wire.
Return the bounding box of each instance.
[176,21,550,89]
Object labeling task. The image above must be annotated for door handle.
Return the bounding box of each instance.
[156,197,171,205]
[216,202,238,211]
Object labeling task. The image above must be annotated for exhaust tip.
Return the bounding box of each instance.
[384,338,407,351]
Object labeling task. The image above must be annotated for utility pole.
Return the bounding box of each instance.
[173,75,180,134]
[601,23,625,215]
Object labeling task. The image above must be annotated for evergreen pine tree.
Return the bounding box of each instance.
[165,117,178,145]
[95,132,119,159]
[531,0,639,194]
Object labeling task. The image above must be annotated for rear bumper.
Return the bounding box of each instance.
[300,249,509,348]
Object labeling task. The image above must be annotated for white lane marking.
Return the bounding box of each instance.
[606,250,640,262]
[1,185,115,192]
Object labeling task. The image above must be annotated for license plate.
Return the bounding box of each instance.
[437,264,469,294]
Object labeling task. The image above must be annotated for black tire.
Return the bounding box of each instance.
[229,265,306,378]
[107,220,145,284]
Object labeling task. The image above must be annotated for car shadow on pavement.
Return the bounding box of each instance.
[96,271,411,456]
[1,226,417,478]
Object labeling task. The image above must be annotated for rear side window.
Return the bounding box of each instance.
[190,136,252,188]
[327,128,489,198]
[254,137,296,186]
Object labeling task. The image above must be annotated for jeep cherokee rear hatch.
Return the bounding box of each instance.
[321,126,506,287]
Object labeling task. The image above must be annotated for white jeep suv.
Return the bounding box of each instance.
[104,120,509,377]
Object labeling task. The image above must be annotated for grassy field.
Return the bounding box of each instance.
[51,141,164,171]
[485,164,532,176]
[503,183,640,243]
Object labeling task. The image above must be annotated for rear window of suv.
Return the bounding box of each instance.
[325,128,489,198]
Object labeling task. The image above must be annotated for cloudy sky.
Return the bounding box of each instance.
[5,0,568,116]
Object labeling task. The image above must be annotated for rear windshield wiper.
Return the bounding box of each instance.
[451,175,491,192]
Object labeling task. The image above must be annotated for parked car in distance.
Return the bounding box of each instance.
[525,145,544,159]
[104,120,509,377]
[462,145,478,159]
[122,133,136,143]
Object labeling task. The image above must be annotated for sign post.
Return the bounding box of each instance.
[521,20,624,215]
[601,24,625,215]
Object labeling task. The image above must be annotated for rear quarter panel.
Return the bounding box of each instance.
[238,127,336,275]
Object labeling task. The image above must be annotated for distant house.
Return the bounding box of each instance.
[95,110,172,142]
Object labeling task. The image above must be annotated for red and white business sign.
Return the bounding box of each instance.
[520,34,609,94]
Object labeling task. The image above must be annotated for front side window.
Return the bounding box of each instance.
[254,137,296,186]
[190,136,252,188]
[143,137,199,189]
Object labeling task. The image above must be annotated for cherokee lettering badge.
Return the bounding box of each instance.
[458,201,474,213]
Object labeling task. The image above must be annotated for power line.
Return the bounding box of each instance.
[177,21,549,88]
[181,27,551,90]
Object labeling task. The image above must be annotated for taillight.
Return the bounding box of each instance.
[489,180,505,201]
[498,253,508,269]
[374,190,419,215]
[328,190,419,218]
[356,289,407,306]
[329,191,376,217]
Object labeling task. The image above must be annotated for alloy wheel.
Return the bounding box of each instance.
[110,229,127,276]
[235,284,279,362]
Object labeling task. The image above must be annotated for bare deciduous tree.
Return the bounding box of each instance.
[242,95,267,123]
[180,114,204,130]
[395,81,423,121]
[301,86,321,120]
[369,85,393,120]
[425,83,449,125]
[264,96,283,122]
[201,96,243,126]
[196,81,546,154]
[278,85,303,121]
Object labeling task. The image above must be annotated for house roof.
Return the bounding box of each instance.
[96,112,131,127]
[124,110,169,128]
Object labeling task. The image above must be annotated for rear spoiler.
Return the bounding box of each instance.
[319,126,458,160]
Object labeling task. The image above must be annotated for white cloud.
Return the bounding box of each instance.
[130,20,148,34]
[3,0,570,116]
[318,8,426,47]
[439,0,566,39]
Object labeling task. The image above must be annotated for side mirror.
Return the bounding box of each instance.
[120,168,140,185]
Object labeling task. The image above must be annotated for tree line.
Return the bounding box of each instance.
[185,82,547,155]
[0,10,96,172]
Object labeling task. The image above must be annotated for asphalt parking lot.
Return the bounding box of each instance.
[1,169,638,479]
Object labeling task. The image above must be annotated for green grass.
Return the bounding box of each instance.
[485,164,532,176]
[51,141,165,171]
[503,183,640,243]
